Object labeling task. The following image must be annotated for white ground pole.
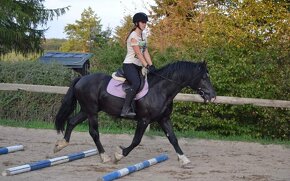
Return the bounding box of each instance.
[0,145,24,155]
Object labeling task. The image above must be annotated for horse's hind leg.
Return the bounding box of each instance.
[114,119,148,162]
[64,111,87,142]
[54,112,87,153]
[87,114,111,163]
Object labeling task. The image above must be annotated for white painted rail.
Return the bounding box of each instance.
[1,83,289,108]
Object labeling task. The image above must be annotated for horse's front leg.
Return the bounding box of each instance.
[114,119,148,162]
[54,112,87,153]
[88,115,111,163]
[158,118,191,168]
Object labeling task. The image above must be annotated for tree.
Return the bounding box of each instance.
[42,38,67,51]
[147,0,289,140]
[0,0,69,56]
[149,0,289,56]
[60,7,111,52]
[114,15,134,48]
[149,0,203,52]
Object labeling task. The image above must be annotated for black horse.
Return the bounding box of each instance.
[54,61,216,167]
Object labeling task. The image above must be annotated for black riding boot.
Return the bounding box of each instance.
[121,88,136,118]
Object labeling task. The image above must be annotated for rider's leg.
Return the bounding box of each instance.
[121,88,137,118]
[121,63,141,118]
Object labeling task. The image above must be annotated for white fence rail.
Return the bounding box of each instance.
[0,83,289,108]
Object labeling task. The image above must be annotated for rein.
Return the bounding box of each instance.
[150,66,204,88]
[150,71,184,86]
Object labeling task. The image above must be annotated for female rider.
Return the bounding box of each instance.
[120,12,155,118]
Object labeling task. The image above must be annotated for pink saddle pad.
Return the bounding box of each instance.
[106,78,149,100]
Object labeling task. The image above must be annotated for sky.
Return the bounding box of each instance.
[43,0,155,39]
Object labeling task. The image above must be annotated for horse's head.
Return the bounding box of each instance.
[190,62,216,103]
[150,60,216,102]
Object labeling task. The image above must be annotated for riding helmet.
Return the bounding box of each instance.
[133,12,148,24]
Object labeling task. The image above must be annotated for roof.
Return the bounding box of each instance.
[39,52,93,69]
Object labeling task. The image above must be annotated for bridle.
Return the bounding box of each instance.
[150,68,207,97]
[197,88,206,100]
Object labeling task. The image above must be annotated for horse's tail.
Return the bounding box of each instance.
[55,77,81,133]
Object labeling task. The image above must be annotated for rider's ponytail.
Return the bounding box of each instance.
[125,26,137,44]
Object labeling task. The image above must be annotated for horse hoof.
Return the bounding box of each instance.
[180,160,194,169]
[114,146,124,163]
[177,154,191,168]
[100,153,111,163]
[181,162,194,169]
[53,139,69,153]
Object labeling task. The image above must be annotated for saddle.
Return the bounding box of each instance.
[112,68,146,92]
[107,68,149,100]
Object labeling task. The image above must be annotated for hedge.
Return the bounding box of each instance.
[0,45,289,140]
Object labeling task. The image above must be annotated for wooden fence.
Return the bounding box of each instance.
[0,83,290,108]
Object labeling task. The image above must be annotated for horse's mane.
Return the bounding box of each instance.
[148,61,205,85]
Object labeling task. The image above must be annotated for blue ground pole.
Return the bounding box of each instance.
[98,154,168,181]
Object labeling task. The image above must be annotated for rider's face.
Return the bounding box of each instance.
[138,21,147,30]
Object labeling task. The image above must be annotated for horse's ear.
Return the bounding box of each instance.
[201,60,207,68]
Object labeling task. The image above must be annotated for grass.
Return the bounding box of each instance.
[0,118,289,146]
[0,51,41,61]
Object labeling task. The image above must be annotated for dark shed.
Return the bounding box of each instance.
[39,52,93,75]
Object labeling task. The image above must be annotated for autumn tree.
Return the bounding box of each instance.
[146,0,289,139]
[114,15,134,48]
[200,0,289,100]
[149,0,206,54]
[0,0,69,56]
[60,7,111,52]
[149,0,289,59]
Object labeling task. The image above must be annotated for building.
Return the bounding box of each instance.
[39,52,93,75]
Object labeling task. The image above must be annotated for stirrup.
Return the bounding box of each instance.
[120,109,136,118]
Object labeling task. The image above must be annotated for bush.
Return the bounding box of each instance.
[90,43,126,73]
[151,45,289,140]
[0,61,77,122]
[0,61,76,85]
[0,42,289,140]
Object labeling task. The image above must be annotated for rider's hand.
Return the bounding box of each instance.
[146,65,156,73]
[141,66,149,75]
